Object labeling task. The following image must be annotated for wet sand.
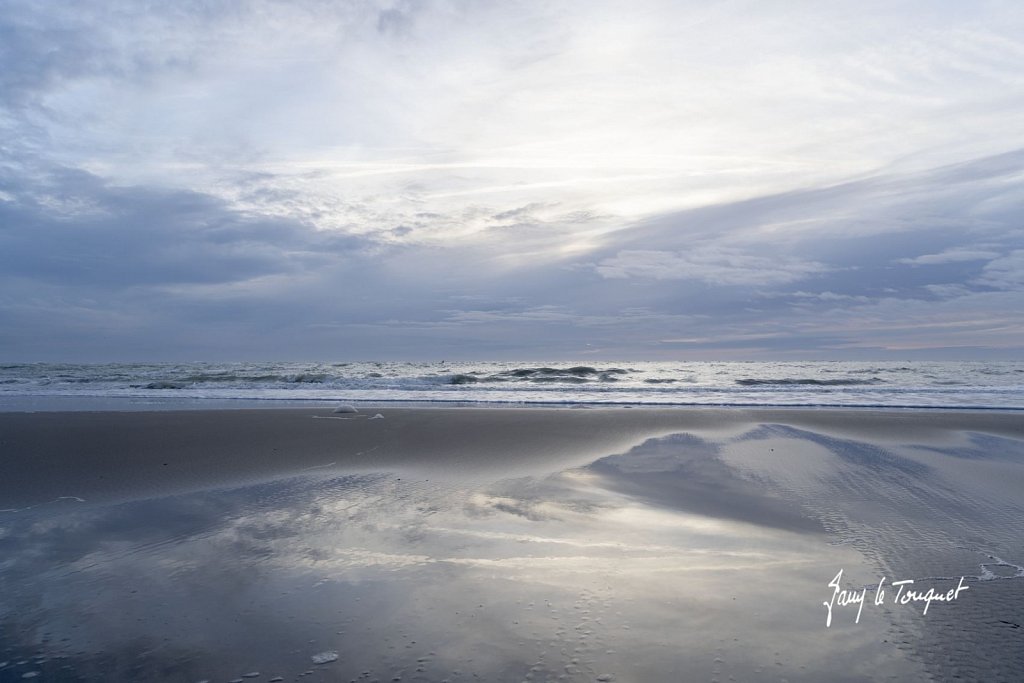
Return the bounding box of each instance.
[1,407,1022,681]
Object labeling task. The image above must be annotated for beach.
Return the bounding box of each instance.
[1,406,1022,681]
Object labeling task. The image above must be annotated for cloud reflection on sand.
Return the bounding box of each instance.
[5,423,1020,681]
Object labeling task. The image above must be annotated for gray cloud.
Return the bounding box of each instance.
[0,167,371,288]
[3,146,1023,360]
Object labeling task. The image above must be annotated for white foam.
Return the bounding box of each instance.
[311,651,339,664]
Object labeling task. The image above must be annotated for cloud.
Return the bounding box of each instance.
[789,291,870,303]
[2,2,1024,360]
[595,248,826,286]
[0,166,373,289]
[6,1,1024,240]
[923,284,972,299]
[897,248,1001,265]
[977,250,1024,290]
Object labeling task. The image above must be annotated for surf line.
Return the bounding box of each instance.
[823,569,969,627]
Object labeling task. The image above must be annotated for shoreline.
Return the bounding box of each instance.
[3,393,1024,413]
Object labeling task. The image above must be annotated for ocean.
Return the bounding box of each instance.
[1,360,1022,410]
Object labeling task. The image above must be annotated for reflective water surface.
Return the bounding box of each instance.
[2,424,1022,682]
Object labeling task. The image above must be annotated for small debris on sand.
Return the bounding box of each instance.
[311,651,339,665]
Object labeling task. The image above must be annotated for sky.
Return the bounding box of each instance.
[1,0,1023,361]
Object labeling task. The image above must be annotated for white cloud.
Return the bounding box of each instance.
[595,248,826,286]
[790,291,870,302]
[897,248,1000,265]
[6,0,1024,247]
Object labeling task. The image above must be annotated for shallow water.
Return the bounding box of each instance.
[1,421,1021,681]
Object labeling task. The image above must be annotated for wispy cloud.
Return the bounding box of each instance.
[897,248,1001,265]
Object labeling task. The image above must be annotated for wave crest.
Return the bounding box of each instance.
[735,378,882,387]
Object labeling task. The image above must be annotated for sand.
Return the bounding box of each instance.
[0,406,1022,681]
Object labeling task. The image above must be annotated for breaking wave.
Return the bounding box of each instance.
[445,366,632,385]
[735,378,883,387]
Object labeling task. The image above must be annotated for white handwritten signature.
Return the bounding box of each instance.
[823,569,969,627]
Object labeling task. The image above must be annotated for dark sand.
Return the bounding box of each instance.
[1,407,1022,681]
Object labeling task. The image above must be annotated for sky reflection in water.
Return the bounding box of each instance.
[5,427,1020,681]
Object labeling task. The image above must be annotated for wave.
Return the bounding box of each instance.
[142,381,187,390]
[735,378,883,387]
[849,367,912,374]
[445,366,633,385]
[282,373,329,384]
[136,373,332,388]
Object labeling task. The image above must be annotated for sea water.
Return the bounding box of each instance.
[0,360,1022,409]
